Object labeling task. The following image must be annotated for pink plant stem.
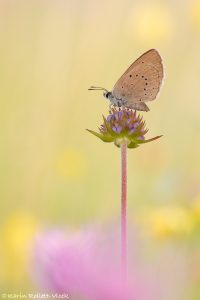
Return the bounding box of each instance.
[121,139,127,281]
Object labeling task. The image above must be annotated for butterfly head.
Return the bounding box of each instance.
[103,91,112,100]
[88,86,114,104]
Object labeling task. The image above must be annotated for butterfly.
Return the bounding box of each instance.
[89,49,164,111]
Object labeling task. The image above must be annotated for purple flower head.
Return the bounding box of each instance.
[87,108,162,148]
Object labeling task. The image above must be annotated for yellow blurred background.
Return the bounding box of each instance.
[0,0,200,296]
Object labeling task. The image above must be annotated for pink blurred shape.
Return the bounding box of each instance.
[32,227,189,300]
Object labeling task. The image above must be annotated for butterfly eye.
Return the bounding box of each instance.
[105,92,112,99]
[103,91,109,98]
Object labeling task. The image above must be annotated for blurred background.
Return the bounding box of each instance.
[0,0,200,297]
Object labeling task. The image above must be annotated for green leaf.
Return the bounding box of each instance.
[86,129,114,142]
[127,141,139,148]
[140,135,163,144]
[134,123,145,136]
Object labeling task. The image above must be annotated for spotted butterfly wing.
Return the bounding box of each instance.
[112,49,163,111]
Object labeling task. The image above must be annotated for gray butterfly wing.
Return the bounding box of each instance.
[112,49,163,107]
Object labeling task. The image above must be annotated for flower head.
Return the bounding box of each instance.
[87,108,162,148]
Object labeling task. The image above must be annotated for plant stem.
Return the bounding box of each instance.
[121,139,127,280]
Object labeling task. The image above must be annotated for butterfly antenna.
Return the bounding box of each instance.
[88,86,108,92]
